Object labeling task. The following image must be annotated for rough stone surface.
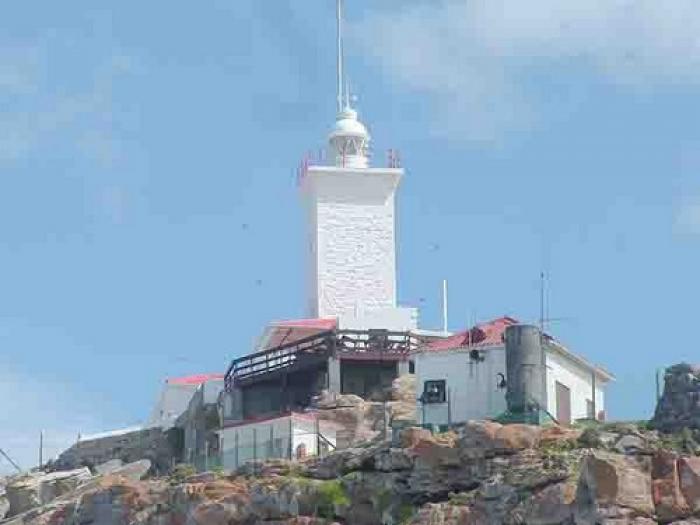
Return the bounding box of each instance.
[52,427,175,475]
[652,450,689,522]
[109,459,152,481]
[93,459,123,476]
[5,467,92,517]
[652,363,700,432]
[15,413,700,525]
[574,451,654,524]
[679,456,700,513]
[399,427,434,449]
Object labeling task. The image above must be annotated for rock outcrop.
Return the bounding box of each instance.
[12,419,700,525]
[314,375,417,449]
[4,468,92,518]
[652,364,700,433]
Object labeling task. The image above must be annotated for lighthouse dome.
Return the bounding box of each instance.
[328,107,370,168]
[330,108,369,139]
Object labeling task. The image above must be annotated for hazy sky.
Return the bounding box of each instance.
[2,0,700,473]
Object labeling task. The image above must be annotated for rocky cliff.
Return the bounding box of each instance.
[6,365,700,524]
[5,420,700,525]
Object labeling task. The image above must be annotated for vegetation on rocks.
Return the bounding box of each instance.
[7,363,700,524]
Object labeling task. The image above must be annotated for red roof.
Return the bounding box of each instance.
[424,316,519,352]
[257,318,337,351]
[167,373,225,385]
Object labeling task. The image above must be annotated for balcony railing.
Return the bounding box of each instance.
[225,329,420,390]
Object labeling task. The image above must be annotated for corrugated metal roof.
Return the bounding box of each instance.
[423,316,519,352]
[167,373,225,385]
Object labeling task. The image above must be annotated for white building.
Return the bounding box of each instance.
[218,412,339,470]
[148,373,225,430]
[414,317,614,427]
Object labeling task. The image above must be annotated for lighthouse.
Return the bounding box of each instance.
[300,0,416,331]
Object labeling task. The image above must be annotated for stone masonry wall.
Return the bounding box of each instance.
[52,427,178,475]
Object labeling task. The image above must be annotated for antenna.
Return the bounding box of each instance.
[539,271,545,331]
[442,279,448,334]
[336,0,344,113]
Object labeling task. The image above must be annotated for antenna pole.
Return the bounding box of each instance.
[442,279,448,334]
[336,0,344,113]
[539,271,545,331]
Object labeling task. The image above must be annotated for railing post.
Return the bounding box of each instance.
[235,431,239,470]
[253,428,257,476]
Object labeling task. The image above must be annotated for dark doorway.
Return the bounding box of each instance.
[555,381,572,425]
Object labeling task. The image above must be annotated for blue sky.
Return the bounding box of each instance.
[2,0,700,472]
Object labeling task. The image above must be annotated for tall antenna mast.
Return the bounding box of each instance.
[539,271,545,331]
[336,0,345,113]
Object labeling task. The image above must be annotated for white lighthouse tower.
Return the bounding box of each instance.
[300,0,416,331]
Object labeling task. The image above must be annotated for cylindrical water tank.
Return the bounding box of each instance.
[504,324,546,413]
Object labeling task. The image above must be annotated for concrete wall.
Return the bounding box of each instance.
[415,346,508,426]
[302,166,402,319]
[338,307,418,331]
[148,383,200,429]
[178,381,225,466]
[415,343,608,426]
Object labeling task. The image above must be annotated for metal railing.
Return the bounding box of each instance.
[225,329,420,390]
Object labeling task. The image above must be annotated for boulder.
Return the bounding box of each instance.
[390,374,416,404]
[539,425,582,447]
[109,459,151,481]
[508,481,576,525]
[409,502,472,525]
[679,456,700,513]
[651,363,700,432]
[399,427,434,449]
[652,451,689,521]
[574,451,654,524]
[373,448,414,472]
[458,420,503,456]
[93,458,123,475]
[615,435,649,455]
[5,467,92,517]
[494,424,542,451]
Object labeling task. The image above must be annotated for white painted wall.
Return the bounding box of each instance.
[219,414,337,470]
[338,307,418,331]
[302,166,402,320]
[415,344,609,426]
[545,346,606,422]
[414,347,508,426]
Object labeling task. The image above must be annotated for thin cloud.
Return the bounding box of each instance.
[0,42,136,165]
[676,200,700,235]
[350,0,700,141]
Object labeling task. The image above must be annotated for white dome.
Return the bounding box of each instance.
[329,108,369,139]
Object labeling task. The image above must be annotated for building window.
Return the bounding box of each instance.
[586,399,595,420]
[422,380,446,404]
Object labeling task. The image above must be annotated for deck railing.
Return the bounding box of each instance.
[225,329,420,390]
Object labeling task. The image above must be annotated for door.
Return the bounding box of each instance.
[555,381,572,425]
